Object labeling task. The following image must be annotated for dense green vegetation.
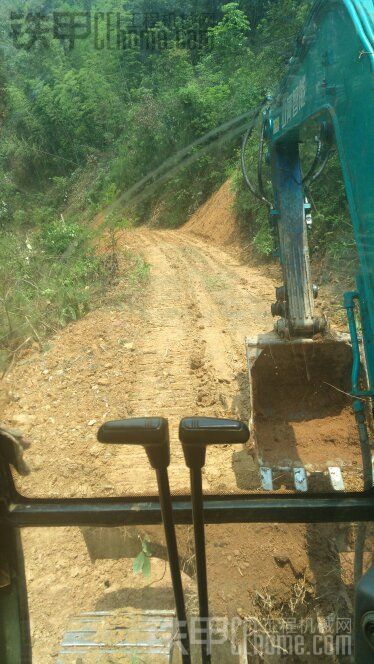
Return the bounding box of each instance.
[0,0,355,359]
[0,0,311,222]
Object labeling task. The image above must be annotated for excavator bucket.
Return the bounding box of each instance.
[245,332,360,492]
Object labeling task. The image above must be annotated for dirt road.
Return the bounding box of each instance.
[1,224,355,661]
[5,227,278,499]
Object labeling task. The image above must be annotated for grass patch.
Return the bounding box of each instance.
[0,223,148,372]
[204,274,227,291]
[125,251,150,286]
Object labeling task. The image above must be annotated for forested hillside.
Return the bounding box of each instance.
[0,0,355,363]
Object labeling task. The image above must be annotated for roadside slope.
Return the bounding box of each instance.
[183,179,238,246]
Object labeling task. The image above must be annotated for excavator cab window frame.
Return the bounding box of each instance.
[1,457,374,663]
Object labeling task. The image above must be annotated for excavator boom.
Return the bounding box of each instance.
[269,0,374,367]
[244,0,374,492]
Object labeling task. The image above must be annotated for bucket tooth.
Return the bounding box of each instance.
[293,467,308,492]
[328,466,345,491]
[260,466,273,491]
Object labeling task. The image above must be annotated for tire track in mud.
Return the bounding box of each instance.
[104,230,216,494]
[153,232,262,490]
[120,228,276,494]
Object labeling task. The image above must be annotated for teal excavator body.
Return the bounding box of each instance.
[266,0,374,393]
[244,0,374,494]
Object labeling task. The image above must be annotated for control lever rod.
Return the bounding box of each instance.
[179,417,250,664]
[98,417,191,664]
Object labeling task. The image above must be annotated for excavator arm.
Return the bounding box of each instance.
[243,0,373,494]
[266,0,374,387]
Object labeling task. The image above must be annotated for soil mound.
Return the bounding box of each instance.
[183,179,238,245]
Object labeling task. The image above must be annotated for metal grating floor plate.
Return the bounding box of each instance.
[57,609,177,663]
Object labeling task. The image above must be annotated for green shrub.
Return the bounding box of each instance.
[0,219,150,371]
[0,228,112,363]
[13,209,27,227]
[40,220,83,255]
[253,223,273,257]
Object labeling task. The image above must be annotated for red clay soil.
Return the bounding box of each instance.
[183,179,239,246]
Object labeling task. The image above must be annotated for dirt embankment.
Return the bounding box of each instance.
[183,179,239,246]
[0,181,363,662]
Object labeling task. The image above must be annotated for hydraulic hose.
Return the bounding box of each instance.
[241,103,271,206]
[257,115,271,205]
[242,111,334,205]
[305,143,333,187]
[302,136,322,185]
[303,123,334,188]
